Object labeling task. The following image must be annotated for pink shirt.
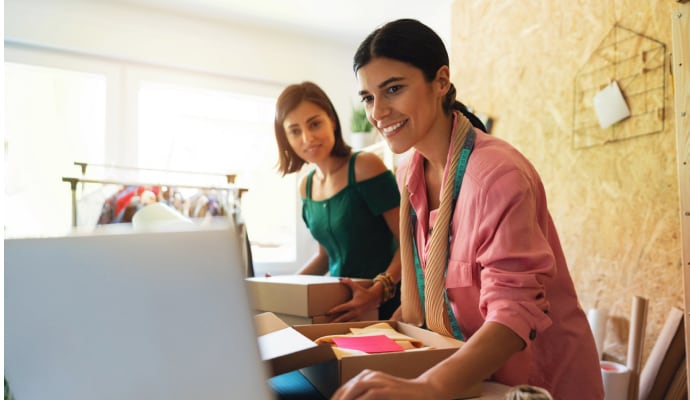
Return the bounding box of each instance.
[396,122,603,399]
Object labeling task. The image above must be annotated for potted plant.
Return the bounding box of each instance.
[350,106,376,149]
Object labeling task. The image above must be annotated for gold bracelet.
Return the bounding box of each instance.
[373,272,397,303]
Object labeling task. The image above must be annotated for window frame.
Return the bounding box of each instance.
[5,42,310,273]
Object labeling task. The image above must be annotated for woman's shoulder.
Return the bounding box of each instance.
[468,132,542,187]
[297,171,314,198]
[353,151,389,182]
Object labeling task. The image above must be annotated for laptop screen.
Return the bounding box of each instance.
[4,223,274,400]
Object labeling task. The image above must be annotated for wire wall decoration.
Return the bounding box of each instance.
[572,24,666,149]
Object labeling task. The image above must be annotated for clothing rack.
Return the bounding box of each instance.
[63,163,247,228]
[73,161,238,184]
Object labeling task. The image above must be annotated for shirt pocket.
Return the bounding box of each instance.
[446,259,474,288]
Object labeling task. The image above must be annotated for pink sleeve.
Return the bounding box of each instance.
[475,169,554,345]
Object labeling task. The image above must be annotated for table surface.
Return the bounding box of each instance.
[270,371,511,400]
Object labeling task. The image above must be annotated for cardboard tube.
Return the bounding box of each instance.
[626,296,648,400]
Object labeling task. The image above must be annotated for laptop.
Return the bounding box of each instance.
[4,222,274,400]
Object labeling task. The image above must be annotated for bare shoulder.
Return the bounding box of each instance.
[353,151,388,182]
[297,173,309,198]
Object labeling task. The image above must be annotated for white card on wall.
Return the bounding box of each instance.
[593,80,631,129]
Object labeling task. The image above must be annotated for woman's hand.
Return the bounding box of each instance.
[331,369,443,400]
[326,278,383,322]
[334,322,524,400]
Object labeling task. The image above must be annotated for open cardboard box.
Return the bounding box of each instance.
[255,312,482,399]
[268,310,378,326]
[245,275,377,322]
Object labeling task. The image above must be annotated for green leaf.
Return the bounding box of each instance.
[351,107,373,133]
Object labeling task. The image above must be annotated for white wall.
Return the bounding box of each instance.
[4,0,360,121]
[5,0,364,273]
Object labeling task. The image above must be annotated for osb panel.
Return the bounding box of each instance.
[451,0,682,365]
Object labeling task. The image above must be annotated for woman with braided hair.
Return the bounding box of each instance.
[333,19,603,400]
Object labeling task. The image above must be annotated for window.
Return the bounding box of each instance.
[137,81,296,262]
[4,62,106,237]
[4,52,298,265]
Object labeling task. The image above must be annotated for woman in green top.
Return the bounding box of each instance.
[274,81,401,321]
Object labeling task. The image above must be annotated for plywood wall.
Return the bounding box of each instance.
[451,0,682,364]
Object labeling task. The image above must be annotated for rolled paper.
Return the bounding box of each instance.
[601,361,631,400]
[587,308,608,360]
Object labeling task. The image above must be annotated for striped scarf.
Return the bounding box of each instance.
[400,111,472,337]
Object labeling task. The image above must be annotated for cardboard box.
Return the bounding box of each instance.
[255,312,482,399]
[269,309,378,326]
[245,275,376,320]
[255,312,336,377]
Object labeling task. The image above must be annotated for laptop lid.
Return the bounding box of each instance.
[4,223,274,400]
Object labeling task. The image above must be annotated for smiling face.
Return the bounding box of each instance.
[356,57,449,154]
[282,100,337,164]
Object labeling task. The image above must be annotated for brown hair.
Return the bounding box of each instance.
[274,81,351,175]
